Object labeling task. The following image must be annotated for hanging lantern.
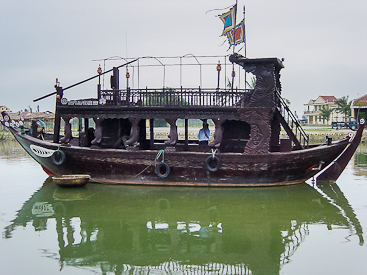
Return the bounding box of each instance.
[217,61,221,71]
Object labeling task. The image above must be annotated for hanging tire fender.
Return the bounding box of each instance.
[51,150,66,166]
[155,162,170,178]
[205,156,221,172]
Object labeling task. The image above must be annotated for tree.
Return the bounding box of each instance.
[283,98,291,106]
[227,78,232,89]
[144,87,188,106]
[245,75,256,89]
[334,96,351,121]
[320,106,332,124]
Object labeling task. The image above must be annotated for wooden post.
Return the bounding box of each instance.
[185,119,189,150]
[150,118,154,149]
[97,83,101,100]
[53,86,63,143]
[111,67,119,104]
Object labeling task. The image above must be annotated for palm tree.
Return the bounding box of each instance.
[245,76,256,89]
[283,98,291,106]
[334,96,351,121]
[227,78,232,89]
[320,106,332,124]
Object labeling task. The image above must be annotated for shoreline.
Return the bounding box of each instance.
[0,132,14,141]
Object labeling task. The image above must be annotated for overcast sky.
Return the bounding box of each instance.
[1,0,367,117]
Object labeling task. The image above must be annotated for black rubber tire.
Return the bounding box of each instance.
[51,150,66,166]
[205,156,221,172]
[155,162,170,178]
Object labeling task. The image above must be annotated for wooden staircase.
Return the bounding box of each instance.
[276,93,309,149]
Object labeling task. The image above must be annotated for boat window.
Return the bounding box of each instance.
[148,118,214,150]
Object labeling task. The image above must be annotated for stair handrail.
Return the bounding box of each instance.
[276,92,309,147]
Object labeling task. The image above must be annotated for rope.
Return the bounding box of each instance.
[133,164,153,178]
[155,149,165,166]
[211,148,218,159]
[133,150,165,178]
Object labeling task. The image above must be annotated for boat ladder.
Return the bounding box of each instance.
[276,92,309,149]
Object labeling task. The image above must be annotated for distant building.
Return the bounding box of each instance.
[351,94,367,118]
[5,111,55,131]
[304,96,338,125]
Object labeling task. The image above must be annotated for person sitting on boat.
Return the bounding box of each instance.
[30,119,45,140]
[198,122,210,145]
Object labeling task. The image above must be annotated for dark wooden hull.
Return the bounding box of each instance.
[10,128,350,186]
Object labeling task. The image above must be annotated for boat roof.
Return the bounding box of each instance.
[229,54,284,70]
[35,54,287,119]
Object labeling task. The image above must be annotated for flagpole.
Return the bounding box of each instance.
[231,0,238,91]
[233,0,238,55]
[243,5,246,58]
[243,4,247,91]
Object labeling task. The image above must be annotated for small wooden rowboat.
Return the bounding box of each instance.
[52,175,90,187]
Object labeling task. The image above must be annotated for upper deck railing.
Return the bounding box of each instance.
[99,87,252,107]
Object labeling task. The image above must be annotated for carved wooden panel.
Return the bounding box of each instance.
[238,108,273,154]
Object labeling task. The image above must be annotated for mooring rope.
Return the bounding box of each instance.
[211,148,218,159]
[133,150,165,178]
[155,149,165,166]
[133,163,152,178]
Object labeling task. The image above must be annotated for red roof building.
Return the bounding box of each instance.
[304,96,338,125]
[351,94,367,118]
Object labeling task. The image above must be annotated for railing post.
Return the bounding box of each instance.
[162,87,165,106]
[199,86,204,106]
[126,87,130,105]
[97,83,101,100]
[145,87,149,106]
[111,67,119,105]
[53,86,63,143]
[180,86,183,106]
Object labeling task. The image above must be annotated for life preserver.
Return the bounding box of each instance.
[155,162,170,178]
[51,150,66,165]
[205,156,221,172]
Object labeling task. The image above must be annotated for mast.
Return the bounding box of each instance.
[230,0,238,91]
[243,5,246,58]
[233,0,238,55]
[243,4,247,90]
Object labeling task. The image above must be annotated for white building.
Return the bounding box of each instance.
[304,96,338,125]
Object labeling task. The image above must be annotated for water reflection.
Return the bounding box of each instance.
[3,179,363,275]
[0,140,29,161]
[352,143,367,178]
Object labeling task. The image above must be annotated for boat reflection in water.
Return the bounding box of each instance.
[353,143,367,178]
[4,181,363,274]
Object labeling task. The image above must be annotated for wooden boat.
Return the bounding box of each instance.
[1,53,364,186]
